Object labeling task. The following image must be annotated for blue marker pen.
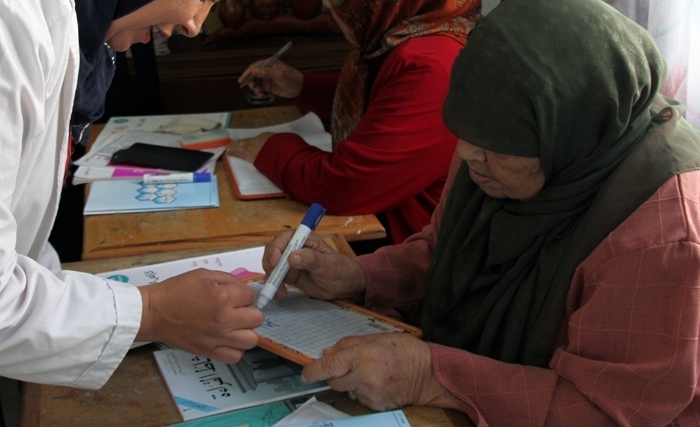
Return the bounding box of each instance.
[256,203,326,310]
[143,172,212,184]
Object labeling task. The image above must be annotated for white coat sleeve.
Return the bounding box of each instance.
[0,256,142,389]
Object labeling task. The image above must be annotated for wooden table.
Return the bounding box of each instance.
[19,238,473,427]
[82,105,386,260]
[20,346,472,427]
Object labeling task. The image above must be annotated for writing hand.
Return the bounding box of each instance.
[136,268,263,364]
[262,231,365,301]
[238,59,303,99]
[227,132,274,163]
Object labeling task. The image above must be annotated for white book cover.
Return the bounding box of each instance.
[94,246,265,284]
[155,347,329,421]
[83,179,219,215]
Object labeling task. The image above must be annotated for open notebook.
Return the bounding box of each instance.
[225,112,331,200]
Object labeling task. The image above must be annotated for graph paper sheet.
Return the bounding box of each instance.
[250,282,422,366]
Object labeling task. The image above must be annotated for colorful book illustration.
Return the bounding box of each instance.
[224,113,331,200]
[83,179,219,215]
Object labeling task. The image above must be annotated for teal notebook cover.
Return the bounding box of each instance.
[168,400,292,427]
[168,395,313,427]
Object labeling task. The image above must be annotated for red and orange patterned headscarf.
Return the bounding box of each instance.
[328,0,482,148]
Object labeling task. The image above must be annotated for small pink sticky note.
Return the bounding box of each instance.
[231,267,263,280]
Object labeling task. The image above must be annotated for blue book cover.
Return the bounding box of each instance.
[155,347,328,422]
[168,400,293,426]
[84,179,219,215]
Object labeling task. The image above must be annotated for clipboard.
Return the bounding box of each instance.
[244,278,422,366]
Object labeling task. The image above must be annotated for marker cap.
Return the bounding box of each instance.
[192,173,212,182]
[300,203,326,230]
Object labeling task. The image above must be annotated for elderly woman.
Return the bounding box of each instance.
[230,0,480,246]
[260,0,700,424]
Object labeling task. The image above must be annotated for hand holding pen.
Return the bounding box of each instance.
[259,215,368,304]
[237,42,304,98]
[256,203,326,309]
[239,41,293,89]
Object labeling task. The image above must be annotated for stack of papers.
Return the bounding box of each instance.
[73,113,231,185]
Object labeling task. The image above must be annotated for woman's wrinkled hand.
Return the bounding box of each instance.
[300,333,462,411]
[262,231,365,301]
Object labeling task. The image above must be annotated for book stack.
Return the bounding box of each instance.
[77,113,231,215]
[73,112,231,185]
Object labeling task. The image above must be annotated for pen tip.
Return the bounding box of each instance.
[256,296,269,310]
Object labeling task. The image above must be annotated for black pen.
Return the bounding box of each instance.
[239,41,293,89]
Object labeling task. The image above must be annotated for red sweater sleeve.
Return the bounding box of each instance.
[358,165,700,426]
[292,73,339,123]
[253,36,460,242]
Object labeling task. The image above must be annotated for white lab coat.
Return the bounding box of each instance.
[0,0,142,388]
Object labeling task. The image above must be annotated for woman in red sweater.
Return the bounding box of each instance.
[230,0,481,245]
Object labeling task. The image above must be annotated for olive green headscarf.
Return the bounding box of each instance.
[422,0,700,367]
